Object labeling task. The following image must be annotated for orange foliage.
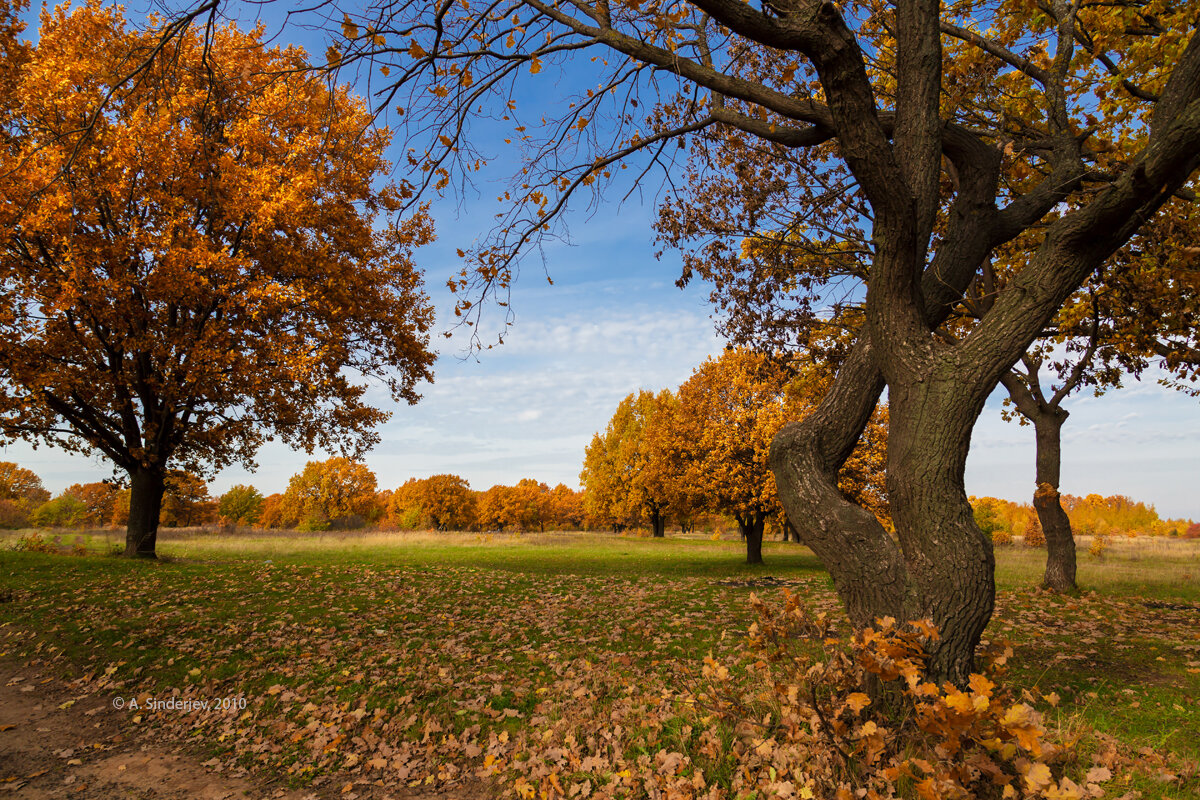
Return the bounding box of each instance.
[387,475,476,531]
[63,482,120,527]
[0,461,48,528]
[160,471,217,528]
[279,459,380,531]
[0,4,435,550]
[974,494,1195,539]
[701,592,1083,800]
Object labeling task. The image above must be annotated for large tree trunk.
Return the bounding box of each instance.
[775,27,1200,686]
[885,367,996,684]
[1032,409,1076,592]
[124,467,166,558]
[772,337,996,686]
[737,512,765,565]
[650,509,665,538]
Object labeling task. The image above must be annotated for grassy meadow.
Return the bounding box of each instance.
[2,529,1198,798]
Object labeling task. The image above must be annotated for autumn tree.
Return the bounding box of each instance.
[279,458,380,530]
[0,5,435,558]
[62,482,121,528]
[581,390,679,537]
[475,485,515,531]
[667,350,805,563]
[258,493,290,529]
[218,485,265,526]
[506,479,553,531]
[314,0,1200,681]
[31,494,87,528]
[393,474,476,530]
[548,484,585,530]
[0,461,49,528]
[420,475,477,531]
[159,471,216,527]
[385,479,423,529]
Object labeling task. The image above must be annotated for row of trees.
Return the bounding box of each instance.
[0,462,216,530]
[581,348,889,564]
[972,494,1198,541]
[0,458,591,534]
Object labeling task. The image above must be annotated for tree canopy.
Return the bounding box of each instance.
[309,0,1200,682]
[0,4,436,556]
[279,458,381,530]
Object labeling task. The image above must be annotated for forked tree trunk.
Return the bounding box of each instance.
[125,467,166,558]
[736,512,765,565]
[1032,410,1077,592]
[771,341,994,686]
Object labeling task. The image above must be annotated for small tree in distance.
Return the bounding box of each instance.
[218,485,265,527]
[279,459,380,531]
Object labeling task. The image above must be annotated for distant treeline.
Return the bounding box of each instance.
[971,494,1198,540]
[3,459,1195,538]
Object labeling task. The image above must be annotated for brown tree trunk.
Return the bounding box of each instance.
[737,512,765,565]
[124,467,166,558]
[885,367,996,684]
[999,370,1079,593]
[650,509,665,538]
[771,340,994,686]
[1032,409,1076,592]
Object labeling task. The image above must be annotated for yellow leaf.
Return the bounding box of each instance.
[529,57,542,74]
[968,673,994,698]
[1023,763,1053,792]
[845,692,871,713]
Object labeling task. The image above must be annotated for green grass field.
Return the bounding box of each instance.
[2,530,1198,798]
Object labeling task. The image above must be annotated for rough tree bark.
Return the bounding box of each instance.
[125,467,166,559]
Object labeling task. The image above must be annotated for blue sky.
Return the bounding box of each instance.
[4,2,1198,520]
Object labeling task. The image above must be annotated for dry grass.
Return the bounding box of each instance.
[995,534,1200,599]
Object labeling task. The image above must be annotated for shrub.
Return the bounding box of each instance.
[9,532,58,553]
[1089,535,1109,559]
[992,528,1013,546]
[32,495,87,528]
[1023,514,1045,547]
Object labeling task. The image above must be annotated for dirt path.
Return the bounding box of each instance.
[1,661,488,800]
[0,660,324,799]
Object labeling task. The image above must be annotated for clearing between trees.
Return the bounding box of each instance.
[2,532,1197,799]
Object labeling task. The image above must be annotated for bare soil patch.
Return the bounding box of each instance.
[0,661,486,800]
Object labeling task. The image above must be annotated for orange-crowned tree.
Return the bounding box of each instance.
[0,5,434,557]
